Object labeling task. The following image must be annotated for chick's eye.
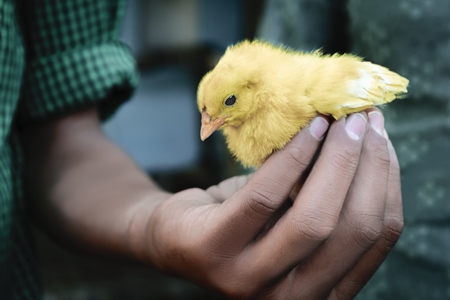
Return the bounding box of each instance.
[224,95,237,107]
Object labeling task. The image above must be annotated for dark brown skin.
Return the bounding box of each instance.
[20,106,403,299]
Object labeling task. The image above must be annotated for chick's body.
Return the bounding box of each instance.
[197,40,408,167]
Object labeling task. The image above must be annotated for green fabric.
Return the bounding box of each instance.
[0,0,138,299]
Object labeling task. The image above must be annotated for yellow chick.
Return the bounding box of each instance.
[197,40,408,167]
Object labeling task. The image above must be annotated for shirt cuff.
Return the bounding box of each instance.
[18,41,138,126]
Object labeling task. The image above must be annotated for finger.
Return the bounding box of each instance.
[289,142,322,200]
[212,116,329,250]
[269,110,390,299]
[289,115,331,200]
[206,174,253,203]
[329,136,404,299]
[237,114,368,286]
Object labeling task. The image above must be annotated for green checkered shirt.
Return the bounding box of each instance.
[0,1,138,299]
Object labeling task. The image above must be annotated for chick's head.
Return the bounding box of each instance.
[197,49,262,141]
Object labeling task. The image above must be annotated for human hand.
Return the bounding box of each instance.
[133,109,403,299]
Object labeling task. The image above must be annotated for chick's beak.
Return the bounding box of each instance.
[200,111,228,141]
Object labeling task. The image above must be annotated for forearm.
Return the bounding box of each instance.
[20,108,170,262]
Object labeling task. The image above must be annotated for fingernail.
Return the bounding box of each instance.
[345,113,366,140]
[308,117,329,140]
[368,111,384,136]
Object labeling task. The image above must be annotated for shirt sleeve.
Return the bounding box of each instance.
[17,0,139,126]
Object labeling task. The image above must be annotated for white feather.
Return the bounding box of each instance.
[367,62,392,85]
[347,68,373,100]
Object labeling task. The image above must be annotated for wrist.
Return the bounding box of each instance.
[125,191,172,268]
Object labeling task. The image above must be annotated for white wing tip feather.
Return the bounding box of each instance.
[346,63,408,108]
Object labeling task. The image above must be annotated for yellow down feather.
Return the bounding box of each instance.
[197,40,409,167]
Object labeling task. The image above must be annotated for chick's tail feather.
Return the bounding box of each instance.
[330,61,408,119]
[361,62,409,104]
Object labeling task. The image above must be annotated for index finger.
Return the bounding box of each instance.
[214,116,330,250]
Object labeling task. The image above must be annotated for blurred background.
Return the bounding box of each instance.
[36,0,450,299]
